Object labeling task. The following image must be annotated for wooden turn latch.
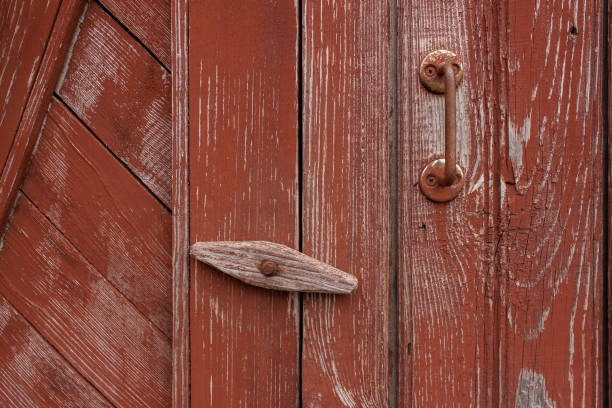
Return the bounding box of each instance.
[191,241,358,294]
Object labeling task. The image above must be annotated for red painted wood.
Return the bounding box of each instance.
[301,1,392,406]
[0,0,86,236]
[22,100,172,337]
[187,0,300,405]
[398,0,604,406]
[171,0,189,405]
[498,0,603,405]
[0,295,112,408]
[397,2,497,405]
[0,0,61,171]
[57,3,172,207]
[98,0,170,68]
[0,194,171,408]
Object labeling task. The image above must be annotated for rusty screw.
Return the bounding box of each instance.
[259,260,278,276]
[426,174,437,186]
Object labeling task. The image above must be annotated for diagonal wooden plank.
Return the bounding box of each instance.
[98,0,170,68]
[0,0,86,237]
[0,194,171,408]
[301,1,392,406]
[0,0,61,171]
[57,2,171,207]
[187,0,300,405]
[22,99,172,338]
[0,295,113,408]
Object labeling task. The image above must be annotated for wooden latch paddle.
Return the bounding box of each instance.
[190,241,357,294]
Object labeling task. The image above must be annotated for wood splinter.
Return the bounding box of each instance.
[190,241,358,294]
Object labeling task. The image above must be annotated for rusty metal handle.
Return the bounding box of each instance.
[418,50,465,203]
[440,64,456,187]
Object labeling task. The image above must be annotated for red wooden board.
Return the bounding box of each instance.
[98,0,171,68]
[22,100,172,337]
[0,0,61,170]
[58,3,172,207]
[187,0,300,405]
[398,0,604,406]
[0,0,86,235]
[0,295,112,408]
[0,194,171,408]
[301,2,392,406]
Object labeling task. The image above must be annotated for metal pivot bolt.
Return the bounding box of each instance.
[418,50,464,203]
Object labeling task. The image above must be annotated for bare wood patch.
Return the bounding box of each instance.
[191,241,357,293]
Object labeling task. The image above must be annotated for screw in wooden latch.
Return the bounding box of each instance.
[259,260,278,276]
[418,50,465,203]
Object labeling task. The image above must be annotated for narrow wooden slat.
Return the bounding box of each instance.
[188,0,300,405]
[0,0,86,235]
[397,1,497,405]
[0,295,112,408]
[57,2,171,207]
[171,0,189,406]
[0,194,171,408]
[0,0,60,170]
[301,1,391,406]
[98,0,170,68]
[497,0,603,404]
[22,99,172,337]
[191,241,357,293]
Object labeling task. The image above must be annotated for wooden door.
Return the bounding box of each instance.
[176,0,607,407]
[0,0,173,407]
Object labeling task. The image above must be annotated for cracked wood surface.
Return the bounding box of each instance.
[399,0,604,406]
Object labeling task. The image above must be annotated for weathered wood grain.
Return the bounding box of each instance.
[172,0,189,406]
[301,1,391,406]
[57,2,172,207]
[187,0,300,405]
[0,0,60,171]
[0,0,86,237]
[22,99,172,337]
[498,0,603,405]
[98,0,171,68]
[0,194,171,408]
[0,295,112,408]
[191,241,357,293]
[398,0,604,406]
[397,1,497,405]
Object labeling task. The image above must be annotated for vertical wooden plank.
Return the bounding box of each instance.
[397,1,498,405]
[301,1,391,406]
[172,0,190,406]
[0,0,61,170]
[0,0,86,233]
[187,0,299,406]
[498,0,604,405]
